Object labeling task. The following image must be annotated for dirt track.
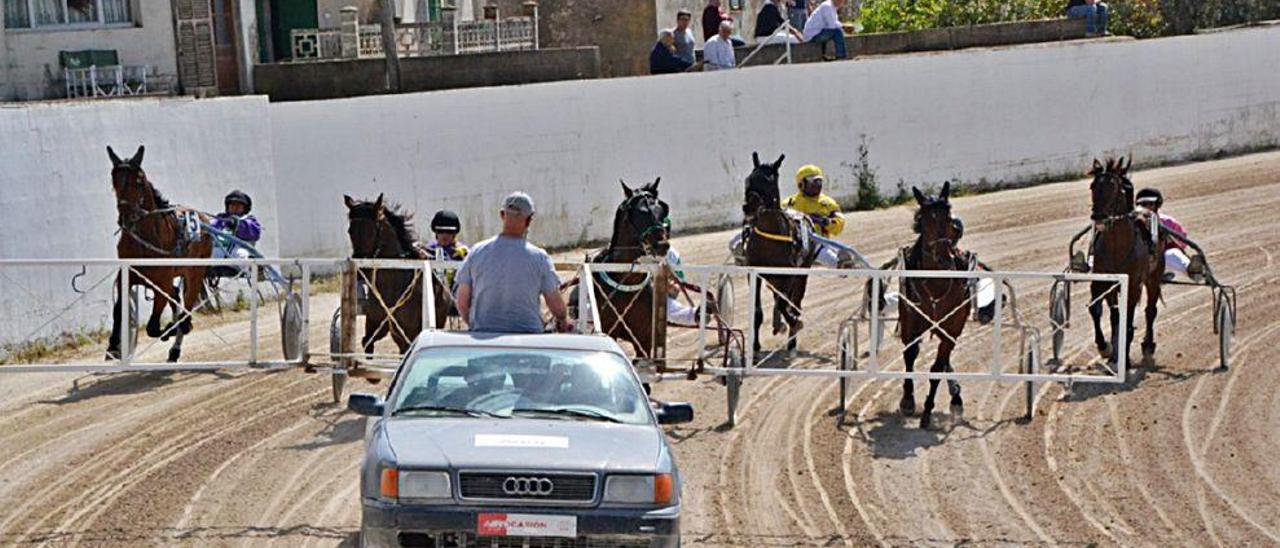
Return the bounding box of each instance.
[1,152,1278,546]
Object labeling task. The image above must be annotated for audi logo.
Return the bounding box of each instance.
[502,476,555,496]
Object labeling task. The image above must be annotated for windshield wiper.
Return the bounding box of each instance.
[510,407,624,424]
[393,404,507,418]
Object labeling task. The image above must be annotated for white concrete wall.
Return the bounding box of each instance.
[0,97,279,347]
[270,25,1280,258]
[0,0,178,100]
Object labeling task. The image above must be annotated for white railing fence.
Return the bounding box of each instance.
[290,12,537,62]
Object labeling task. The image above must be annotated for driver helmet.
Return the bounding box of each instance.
[430,209,462,234]
[224,190,252,213]
[795,165,825,197]
[951,216,965,242]
[1135,187,1163,208]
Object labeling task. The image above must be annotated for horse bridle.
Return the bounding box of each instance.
[606,191,670,258]
[909,208,964,310]
[114,166,181,256]
[1091,171,1134,228]
[351,208,417,259]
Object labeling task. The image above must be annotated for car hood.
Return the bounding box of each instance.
[383,417,664,472]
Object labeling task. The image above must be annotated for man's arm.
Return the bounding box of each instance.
[543,290,572,333]
[455,283,472,328]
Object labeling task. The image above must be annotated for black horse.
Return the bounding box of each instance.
[742,152,816,356]
[343,194,449,355]
[579,179,671,358]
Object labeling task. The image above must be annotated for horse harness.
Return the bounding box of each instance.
[900,237,974,314]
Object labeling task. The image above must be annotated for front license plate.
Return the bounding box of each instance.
[478,513,577,538]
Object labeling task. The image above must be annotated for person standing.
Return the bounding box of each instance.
[702,0,731,41]
[673,9,697,66]
[454,192,572,334]
[788,0,809,32]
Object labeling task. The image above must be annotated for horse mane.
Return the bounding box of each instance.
[349,199,421,252]
[117,166,172,210]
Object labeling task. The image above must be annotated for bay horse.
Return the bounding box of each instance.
[106,146,214,363]
[343,194,448,355]
[587,178,671,359]
[742,152,815,356]
[1086,157,1162,365]
[899,183,968,429]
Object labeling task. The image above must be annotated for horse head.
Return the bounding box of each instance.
[912,182,958,268]
[1089,156,1134,222]
[615,177,670,257]
[108,145,153,216]
[745,151,785,218]
[344,193,390,258]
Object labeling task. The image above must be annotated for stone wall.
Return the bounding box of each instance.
[253,46,601,101]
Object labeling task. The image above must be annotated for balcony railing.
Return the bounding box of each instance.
[290,17,537,62]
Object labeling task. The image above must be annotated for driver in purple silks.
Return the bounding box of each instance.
[211,190,262,259]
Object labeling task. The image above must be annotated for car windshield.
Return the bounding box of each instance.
[390,347,651,425]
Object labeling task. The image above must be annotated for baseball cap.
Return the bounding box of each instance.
[502,191,535,217]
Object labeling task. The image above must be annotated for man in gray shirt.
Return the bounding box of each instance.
[455,192,572,334]
[672,10,696,65]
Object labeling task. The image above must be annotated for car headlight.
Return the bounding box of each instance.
[399,470,452,501]
[380,468,452,502]
[603,474,674,505]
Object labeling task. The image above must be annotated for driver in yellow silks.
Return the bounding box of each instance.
[783,164,868,268]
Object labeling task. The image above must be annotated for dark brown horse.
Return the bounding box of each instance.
[588,179,671,358]
[343,194,448,355]
[742,152,815,356]
[899,183,968,429]
[106,146,214,362]
[1086,157,1163,365]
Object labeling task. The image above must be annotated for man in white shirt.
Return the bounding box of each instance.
[803,0,848,60]
[703,20,737,71]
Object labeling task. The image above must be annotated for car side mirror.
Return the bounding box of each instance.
[656,402,694,425]
[348,393,386,416]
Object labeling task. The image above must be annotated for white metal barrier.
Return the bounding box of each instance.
[0,258,1128,424]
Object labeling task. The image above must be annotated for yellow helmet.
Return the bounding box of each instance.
[795,164,824,189]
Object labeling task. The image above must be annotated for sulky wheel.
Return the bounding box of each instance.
[1049,281,1068,367]
[725,345,743,427]
[281,291,304,361]
[715,274,735,328]
[1216,290,1234,371]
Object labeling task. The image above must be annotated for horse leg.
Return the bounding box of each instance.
[940,340,963,415]
[160,280,185,342]
[900,339,919,416]
[106,277,122,359]
[1141,279,1159,363]
[146,279,167,339]
[168,330,184,363]
[920,354,949,429]
[786,276,808,354]
[179,271,204,334]
[1088,281,1111,359]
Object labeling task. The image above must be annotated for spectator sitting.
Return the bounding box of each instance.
[803,0,849,60]
[703,20,738,71]
[650,29,693,74]
[673,10,697,66]
[788,0,809,32]
[1065,0,1109,36]
[755,0,802,45]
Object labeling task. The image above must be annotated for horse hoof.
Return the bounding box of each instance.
[1142,342,1156,359]
[1097,342,1113,360]
[899,397,916,416]
[919,413,932,429]
[950,401,964,418]
[105,350,120,361]
[167,348,181,362]
[146,323,163,338]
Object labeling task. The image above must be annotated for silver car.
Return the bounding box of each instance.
[349,331,693,548]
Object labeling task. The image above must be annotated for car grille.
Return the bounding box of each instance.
[458,472,596,503]
[398,532,652,548]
